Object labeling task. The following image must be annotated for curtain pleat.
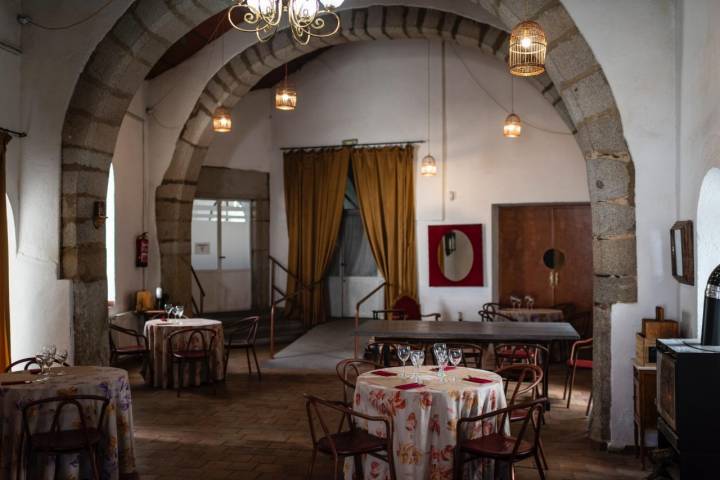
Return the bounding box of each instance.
[284,148,350,327]
[351,146,418,309]
[0,132,11,369]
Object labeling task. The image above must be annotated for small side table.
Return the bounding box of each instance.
[633,363,657,469]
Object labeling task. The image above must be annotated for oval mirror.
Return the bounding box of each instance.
[436,230,474,281]
[542,248,566,270]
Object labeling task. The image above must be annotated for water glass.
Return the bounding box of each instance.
[397,345,411,377]
[449,348,463,380]
[433,343,448,380]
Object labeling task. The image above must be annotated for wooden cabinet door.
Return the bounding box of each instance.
[498,204,592,310]
[551,205,593,312]
[498,206,554,306]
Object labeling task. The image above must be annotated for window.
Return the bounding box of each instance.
[191,199,251,271]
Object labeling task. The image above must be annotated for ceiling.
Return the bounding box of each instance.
[146,9,331,90]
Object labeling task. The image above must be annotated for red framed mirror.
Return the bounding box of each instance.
[428,224,484,287]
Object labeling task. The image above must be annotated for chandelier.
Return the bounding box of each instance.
[228,0,344,45]
[508,20,547,77]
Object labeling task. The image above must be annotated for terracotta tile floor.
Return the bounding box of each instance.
[126,347,646,480]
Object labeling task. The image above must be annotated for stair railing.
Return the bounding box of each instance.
[354,282,388,358]
[190,264,205,315]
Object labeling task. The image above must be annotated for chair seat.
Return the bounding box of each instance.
[172,350,210,359]
[510,408,530,423]
[116,344,147,354]
[497,347,530,359]
[318,430,387,456]
[567,358,593,369]
[461,432,534,458]
[31,428,102,452]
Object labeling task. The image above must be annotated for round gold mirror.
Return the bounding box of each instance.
[436,230,474,281]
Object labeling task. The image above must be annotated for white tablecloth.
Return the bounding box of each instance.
[0,366,136,480]
[346,366,508,480]
[144,318,225,388]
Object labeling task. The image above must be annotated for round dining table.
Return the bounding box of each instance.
[143,318,225,388]
[498,308,564,323]
[0,366,136,480]
[346,366,508,480]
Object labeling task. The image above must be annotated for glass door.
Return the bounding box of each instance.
[191,199,252,312]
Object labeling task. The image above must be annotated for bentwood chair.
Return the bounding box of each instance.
[223,316,261,380]
[5,357,70,373]
[564,337,593,414]
[304,394,396,480]
[108,321,151,376]
[167,328,217,397]
[444,343,485,369]
[21,395,109,480]
[496,364,548,470]
[335,359,382,407]
[481,302,502,314]
[455,398,548,480]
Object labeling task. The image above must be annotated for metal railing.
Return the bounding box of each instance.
[190,265,205,315]
[354,282,389,358]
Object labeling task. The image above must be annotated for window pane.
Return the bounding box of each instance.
[191,199,218,271]
[219,200,251,270]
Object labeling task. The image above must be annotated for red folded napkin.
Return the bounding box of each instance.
[430,366,457,372]
[464,376,493,384]
[395,383,424,390]
[371,370,397,377]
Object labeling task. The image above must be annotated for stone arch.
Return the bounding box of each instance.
[60,0,636,442]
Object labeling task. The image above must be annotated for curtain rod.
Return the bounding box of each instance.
[280,140,425,151]
[0,126,27,138]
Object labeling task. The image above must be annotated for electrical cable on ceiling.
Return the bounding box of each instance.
[19,0,116,31]
[449,43,573,136]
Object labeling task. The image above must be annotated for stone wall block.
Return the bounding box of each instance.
[254,199,270,222]
[62,169,109,198]
[545,34,598,86]
[591,201,636,238]
[62,146,113,172]
[85,37,150,95]
[155,183,196,203]
[156,219,191,241]
[594,275,638,304]
[69,75,132,124]
[535,3,575,43]
[590,303,612,442]
[576,110,629,158]
[62,219,104,248]
[453,19,482,48]
[593,237,637,276]
[561,71,616,124]
[419,9,444,39]
[61,195,96,222]
[384,6,408,39]
[62,112,121,155]
[159,240,192,256]
[181,111,212,146]
[586,155,633,202]
[160,253,192,312]
[131,0,189,43]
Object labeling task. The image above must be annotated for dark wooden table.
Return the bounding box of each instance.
[354,320,580,408]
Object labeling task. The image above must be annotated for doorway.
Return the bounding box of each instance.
[497,204,593,315]
[191,199,252,312]
[326,176,383,318]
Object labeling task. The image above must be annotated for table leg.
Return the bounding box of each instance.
[543,342,552,411]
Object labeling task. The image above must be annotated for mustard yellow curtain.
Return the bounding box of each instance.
[0,132,11,369]
[351,147,418,309]
[284,148,350,327]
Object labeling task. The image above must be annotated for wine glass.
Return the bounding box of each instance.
[449,348,463,381]
[433,343,448,380]
[176,305,185,319]
[410,349,425,379]
[397,345,411,377]
[164,303,173,320]
[55,349,68,375]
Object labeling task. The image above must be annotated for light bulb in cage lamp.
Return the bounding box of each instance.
[275,85,297,111]
[509,20,547,77]
[212,107,232,133]
[420,154,438,176]
[503,113,522,138]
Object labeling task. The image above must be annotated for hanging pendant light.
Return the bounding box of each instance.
[503,78,522,138]
[508,0,547,79]
[421,39,437,177]
[508,19,547,76]
[275,64,297,111]
[212,107,232,133]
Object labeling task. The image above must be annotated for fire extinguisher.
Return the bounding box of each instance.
[136,232,149,267]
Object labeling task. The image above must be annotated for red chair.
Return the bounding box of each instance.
[455,398,548,480]
[564,338,593,414]
[373,294,441,321]
[305,394,396,480]
[21,395,109,480]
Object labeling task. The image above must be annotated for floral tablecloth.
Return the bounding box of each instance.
[144,318,225,388]
[498,308,563,323]
[346,366,508,480]
[0,366,136,480]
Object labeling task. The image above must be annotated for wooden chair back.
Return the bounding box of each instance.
[5,357,70,373]
[22,394,109,447]
[496,364,544,405]
[167,328,217,357]
[335,359,381,405]
[225,316,260,346]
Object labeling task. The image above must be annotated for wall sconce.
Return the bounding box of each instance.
[93,201,107,228]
